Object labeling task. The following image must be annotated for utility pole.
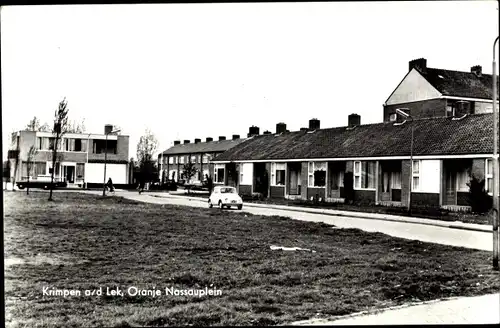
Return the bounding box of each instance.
[493,35,499,270]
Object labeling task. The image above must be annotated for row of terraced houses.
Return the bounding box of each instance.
[158,58,500,211]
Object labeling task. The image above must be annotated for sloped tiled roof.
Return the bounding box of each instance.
[421,67,499,100]
[161,138,247,155]
[213,113,497,162]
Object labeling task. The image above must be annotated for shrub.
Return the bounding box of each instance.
[467,176,492,214]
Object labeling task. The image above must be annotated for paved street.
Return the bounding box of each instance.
[104,190,493,251]
[292,293,500,325]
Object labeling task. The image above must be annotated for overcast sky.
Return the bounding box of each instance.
[1,1,498,160]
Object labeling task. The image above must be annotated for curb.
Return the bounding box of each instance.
[148,193,491,234]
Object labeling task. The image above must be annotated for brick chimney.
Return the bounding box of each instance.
[471,65,482,77]
[232,134,240,140]
[183,140,190,144]
[206,137,213,142]
[309,118,320,130]
[263,130,272,135]
[218,136,226,141]
[247,126,260,137]
[276,122,287,134]
[409,58,427,74]
[104,124,113,135]
[194,138,201,144]
[174,140,181,145]
[348,113,361,127]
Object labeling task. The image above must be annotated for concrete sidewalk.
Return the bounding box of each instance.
[292,293,500,325]
[146,191,492,234]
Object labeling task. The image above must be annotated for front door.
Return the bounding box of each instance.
[445,170,457,205]
[289,169,298,195]
[66,166,75,183]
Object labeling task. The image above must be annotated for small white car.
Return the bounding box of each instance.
[208,186,243,210]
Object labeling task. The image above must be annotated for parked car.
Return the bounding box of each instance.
[208,186,243,210]
[16,176,67,190]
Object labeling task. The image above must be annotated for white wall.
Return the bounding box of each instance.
[474,101,495,114]
[240,163,253,185]
[417,160,440,193]
[386,69,442,105]
[85,163,127,184]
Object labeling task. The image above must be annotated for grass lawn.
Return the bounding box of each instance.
[4,191,500,327]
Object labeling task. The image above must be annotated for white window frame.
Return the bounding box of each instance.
[191,155,196,164]
[412,160,420,191]
[214,164,225,184]
[308,162,327,187]
[354,161,376,190]
[202,155,209,164]
[168,156,174,164]
[486,159,493,195]
[354,161,361,189]
[271,162,286,186]
[179,156,185,164]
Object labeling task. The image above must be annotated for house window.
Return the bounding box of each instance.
[191,155,196,164]
[76,163,85,179]
[412,160,420,191]
[271,163,286,186]
[75,139,82,151]
[486,159,493,194]
[308,162,326,187]
[457,169,470,192]
[240,163,253,185]
[354,161,376,189]
[202,155,209,164]
[214,164,225,183]
[179,156,185,164]
[389,113,397,122]
[169,157,174,164]
[446,104,455,117]
[35,162,47,177]
[391,171,402,189]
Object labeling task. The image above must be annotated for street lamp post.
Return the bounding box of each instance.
[395,108,414,214]
[492,36,499,270]
[103,128,121,196]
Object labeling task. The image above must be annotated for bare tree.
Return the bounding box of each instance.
[25,116,51,132]
[26,145,38,195]
[181,162,198,194]
[136,129,159,188]
[48,98,70,201]
[66,118,86,133]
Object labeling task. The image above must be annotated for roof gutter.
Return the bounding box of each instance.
[441,95,499,103]
[211,153,493,164]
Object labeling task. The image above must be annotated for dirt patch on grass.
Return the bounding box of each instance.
[4,191,500,327]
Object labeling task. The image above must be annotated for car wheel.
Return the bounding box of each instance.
[237,205,243,210]
[208,199,213,208]
[218,200,224,209]
[17,184,25,190]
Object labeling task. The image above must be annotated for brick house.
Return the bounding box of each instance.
[8,125,130,187]
[383,58,499,122]
[157,131,255,185]
[212,114,498,211]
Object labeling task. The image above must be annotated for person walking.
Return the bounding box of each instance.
[106,177,114,193]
